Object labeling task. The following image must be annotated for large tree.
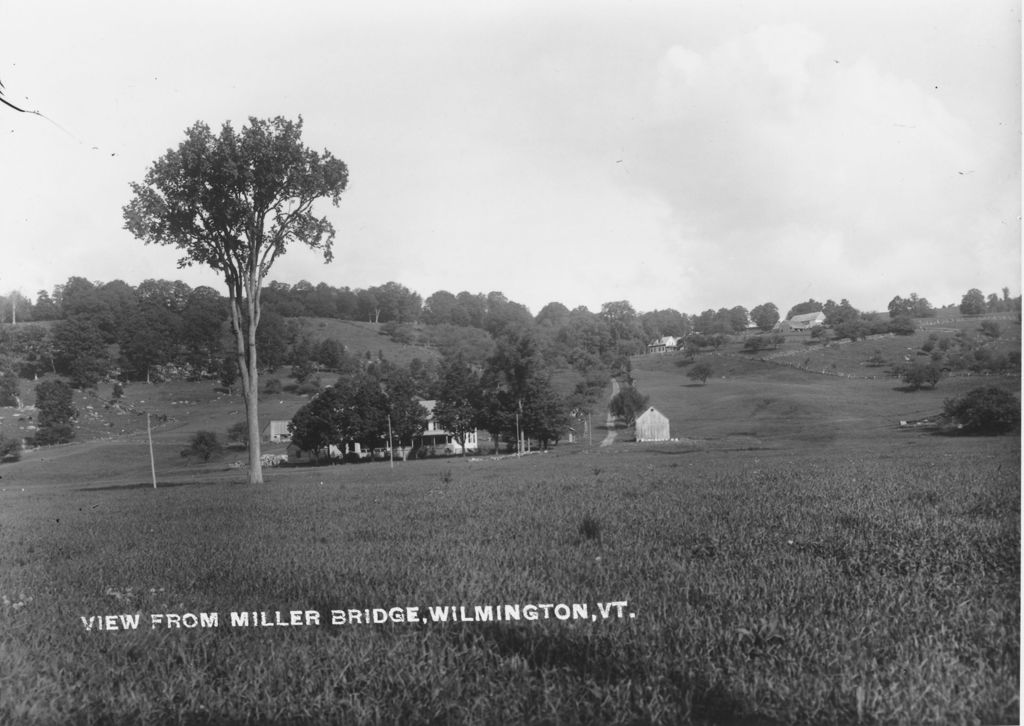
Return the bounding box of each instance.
[433,353,482,456]
[124,116,348,483]
[749,302,780,332]
[959,288,986,316]
[34,379,77,445]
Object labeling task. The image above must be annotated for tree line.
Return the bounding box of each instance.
[1,276,1018,398]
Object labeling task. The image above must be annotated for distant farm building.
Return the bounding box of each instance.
[775,311,826,332]
[647,336,680,354]
[262,420,291,443]
[635,407,670,442]
[413,399,478,456]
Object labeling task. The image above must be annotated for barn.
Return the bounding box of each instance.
[635,407,670,442]
[262,420,291,443]
[774,311,826,332]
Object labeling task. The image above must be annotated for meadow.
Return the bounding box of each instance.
[0,322,1019,725]
[0,432,1018,724]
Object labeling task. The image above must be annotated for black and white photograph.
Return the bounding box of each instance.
[0,1,1020,723]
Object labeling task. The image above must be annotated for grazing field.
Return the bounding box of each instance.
[290,318,441,367]
[0,432,1018,724]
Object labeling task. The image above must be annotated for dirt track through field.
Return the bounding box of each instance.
[600,378,619,447]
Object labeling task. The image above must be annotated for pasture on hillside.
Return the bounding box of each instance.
[0,334,1019,724]
[290,318,441,368]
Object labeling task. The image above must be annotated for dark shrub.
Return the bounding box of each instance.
[888,316,916,335]
[0,437,21,463]
[943,387,1020,435]
[898,362,942,390]
[181,430,222,461]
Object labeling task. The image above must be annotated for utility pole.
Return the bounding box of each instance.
[387,414,394,469]
[147,413,157,488]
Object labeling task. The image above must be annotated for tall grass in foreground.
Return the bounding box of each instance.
[0,443,1018,724]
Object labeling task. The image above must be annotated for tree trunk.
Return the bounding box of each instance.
[230,289,264,484]
[245,293,264,484]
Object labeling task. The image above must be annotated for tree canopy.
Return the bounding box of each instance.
[123,116,349,483]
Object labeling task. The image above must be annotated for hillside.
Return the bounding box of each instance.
[288,317,440,367]
[628,312,1020,448]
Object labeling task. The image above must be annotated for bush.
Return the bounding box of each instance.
[35,380,77,445]
[687,362,714,384]
[0,436,21,463]
[608,385,649,425]
[898,363,942,390]
[743,336,767,353]
[181,430,222,462]
[979,320,1002,339]
[888,316,916,335]
[34,423,75,446]
[264,378,283,394]
[943,387,1020,434]
[0,369,19,407]
[290,360,317,383]
[226,421,249,447]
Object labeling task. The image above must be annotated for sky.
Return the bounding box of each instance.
[1,0,1020,317]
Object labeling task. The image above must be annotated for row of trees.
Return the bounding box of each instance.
[3,279,1016,390]
[289,324,590,460]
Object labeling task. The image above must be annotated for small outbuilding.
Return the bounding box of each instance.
[262,420,291,443]
[635,407,670,442]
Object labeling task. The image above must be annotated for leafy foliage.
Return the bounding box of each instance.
[432,354,482,455]
[749,302,780,331]
[123,116,349,484]
[181,430,223,461]
[0,366,19,406]
[897,362,943,390]
[943,387,1020,434]
[0,435,20,463]
[226,421,249,447]
[34,379,77,444]
[959,288,986,315]
[53,317,109,389]
[888,293,934,318]
[608,384,649,425]
[687,361,714,384]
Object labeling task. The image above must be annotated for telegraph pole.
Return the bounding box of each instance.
[387,414,394,469]
[147,413,157,488]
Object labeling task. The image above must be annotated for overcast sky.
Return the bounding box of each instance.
[2,1,1020,316]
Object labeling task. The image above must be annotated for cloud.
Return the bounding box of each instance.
[629,22,1018,310]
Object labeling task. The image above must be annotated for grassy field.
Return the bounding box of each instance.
[0,328,1019,724]
[290,318,441,367]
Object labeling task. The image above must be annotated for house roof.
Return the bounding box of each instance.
[636,406,668,422]
[788,311,825,323]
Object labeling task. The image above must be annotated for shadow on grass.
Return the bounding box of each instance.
[468,624,781,726]
[77,479,236,492]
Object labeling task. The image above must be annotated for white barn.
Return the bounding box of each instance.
[635,407,670,442]
[775,311,826,332]
[262,420,291,443]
